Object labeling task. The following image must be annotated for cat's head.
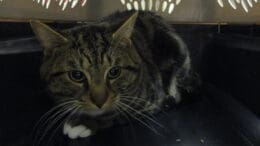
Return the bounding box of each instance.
[31,12,144,117]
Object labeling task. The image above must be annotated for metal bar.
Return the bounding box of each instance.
[0,37,41,54]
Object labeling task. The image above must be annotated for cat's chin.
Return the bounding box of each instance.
[85,109,107,116]
[80,108,116,118]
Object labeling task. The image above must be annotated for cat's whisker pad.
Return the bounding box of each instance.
[63,122,92,139]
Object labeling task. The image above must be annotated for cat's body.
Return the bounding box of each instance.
[98,11,191,103]
[31,11,196,143]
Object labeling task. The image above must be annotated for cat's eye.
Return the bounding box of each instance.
[108,66,121,79]
[69,70,85,82]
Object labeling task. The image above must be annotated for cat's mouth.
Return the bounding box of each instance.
[83,109,107,116]
[78,105,117,118]
[72,95,119,118]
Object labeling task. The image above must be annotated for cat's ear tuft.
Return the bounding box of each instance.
[30,20,68,53]
[113,12,138,40]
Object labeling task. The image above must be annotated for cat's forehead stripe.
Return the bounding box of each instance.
[71,31,112,67]
[66,26,133,69]
[82,52,93,64]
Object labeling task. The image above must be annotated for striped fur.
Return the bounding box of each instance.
[32,10,194,135]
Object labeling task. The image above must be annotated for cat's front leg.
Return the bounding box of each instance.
[63,122,92,139]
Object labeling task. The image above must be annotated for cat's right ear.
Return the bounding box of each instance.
[30,20,68,54]
[112,12,138,40]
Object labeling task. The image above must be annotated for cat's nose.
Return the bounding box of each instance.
[89,89,108,108]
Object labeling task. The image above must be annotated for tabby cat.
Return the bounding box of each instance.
[31,10,194,142]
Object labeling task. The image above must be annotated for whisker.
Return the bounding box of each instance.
[114,104,137,140]
[57,98,77,104]
[35,104,77,146]
[114,104,132,124]
[121,95,159,105]
[33,100,76,132]
[120,96,169,116]
[34,105,71,146]
[45,106,81,146]
[118,101,164,129]
[33,101,76,145]
[119,98,160,119]
[116,102,160,135]
[120,95,169,120]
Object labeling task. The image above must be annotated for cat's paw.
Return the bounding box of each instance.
[63,122,92,139]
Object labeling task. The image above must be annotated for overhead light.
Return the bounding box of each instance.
[120,0,182,14]
[217,0,258,13]
[1,0,258,13]
[32,0,88,10]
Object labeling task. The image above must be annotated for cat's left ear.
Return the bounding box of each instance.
[112,12,142,64]
[112,12,138,40]
[30,20,68,55]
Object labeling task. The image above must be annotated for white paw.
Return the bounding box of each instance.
[63,122,92,139]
